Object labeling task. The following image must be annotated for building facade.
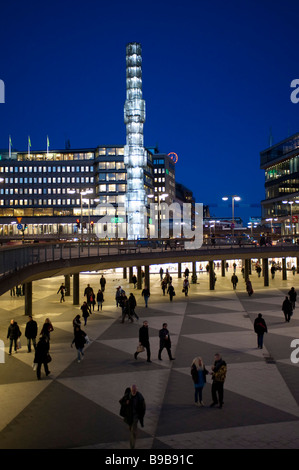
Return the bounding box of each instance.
[260,132,299,235]
[0,145,154,239]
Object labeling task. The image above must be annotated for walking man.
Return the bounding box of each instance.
[25,315,38,352]
[231,273,238,290]
[100,275,106,292]
[57,283,66,302]
[119,384,146,449]
[158,323,175,361]
[210,353,227,409]
[134,321,151,362]
[288,287,297,311]
[254,313,268,349]
[7,319,22,355]
[282,296,293,322]
[141,286,150,308]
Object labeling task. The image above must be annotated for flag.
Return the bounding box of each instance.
[28,136,31,147]
[47,135,50,150]
[9,135,12,147]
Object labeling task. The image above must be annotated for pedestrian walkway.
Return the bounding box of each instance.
[0,268,299,449]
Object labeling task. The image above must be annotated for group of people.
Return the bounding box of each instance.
[160,269,176,301]
[7,316,54,380]
[134,321,175,363]
[119,352,227,449]
[115,286,139,322]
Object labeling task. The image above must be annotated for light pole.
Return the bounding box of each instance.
[222,195,241,242]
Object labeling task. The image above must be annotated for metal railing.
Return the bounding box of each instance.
[0,236,298,280]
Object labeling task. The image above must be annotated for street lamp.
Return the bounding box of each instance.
[222,195,241,241]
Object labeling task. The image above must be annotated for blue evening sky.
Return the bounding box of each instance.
[1,0,299,223]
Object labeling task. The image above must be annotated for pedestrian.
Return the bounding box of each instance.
[128,293,139,320]
[158,323,175,361]
[288,287,297,310]
[271,265,276,279]
[231,273,238,290]
[120,292,129,322]
[97,289,104,311]
[161,278,167,296]
[7,319,22,355]
[84,284,93,301]
[254,313,268,349]
[57,283,66,302]
[282,296,293,322]
[119,384,146,449]
[183,277,190,296]
[292,265,296,276]
[71,326,87,363]
[167,282,175,301]
[246,278,253,296]
[210,353,227,409]
[191,357,209,406]
[141,286,150,308]
[256,265,262,277]
[73,314,81,333]
[100,275,106,292]
[40,318,54,341]
[34,335,51,380]
[81,301,90,326]
[132,274,137,289]
[134,320,151,362]
[25,315,38,353]
[90,291,96,311]
[159,267,164,280]
[184,267,189,278]
[84,284,94,310]
[115,286,122,307]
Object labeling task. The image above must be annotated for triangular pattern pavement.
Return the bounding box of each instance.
[0,272,299,449]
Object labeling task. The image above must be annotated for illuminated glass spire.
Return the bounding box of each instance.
[124,42,147,239]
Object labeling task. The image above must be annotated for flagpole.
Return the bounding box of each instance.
[47,135,49,155]
[9,135,11,159]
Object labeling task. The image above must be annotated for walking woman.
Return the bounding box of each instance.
[191,357,209,406]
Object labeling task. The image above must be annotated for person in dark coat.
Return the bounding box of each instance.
[134,321,151,362]
[119,384,146,449]
[97,289,104,311]
[254,313,268,349]
[57,283,66,302]
[7,319,22,355]
[71,326,87,363]
[141,286,150,307]
[167,283,175,301]
[34,335,50,380]
[158,323,175,361]
[40,318,54,341]
[25,315,38,352]
[128,293,138,320]
[72,314,81,333]
[288,287,297,310]
[100,275,106,292]
[231,274,238,290]
[81,301,90,325]
[282,296,293,322]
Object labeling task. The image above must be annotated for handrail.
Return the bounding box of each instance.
[1,238,299,280]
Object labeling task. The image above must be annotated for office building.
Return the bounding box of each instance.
[260,132,299,235]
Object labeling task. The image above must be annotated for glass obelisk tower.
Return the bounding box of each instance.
[124,42,147,239]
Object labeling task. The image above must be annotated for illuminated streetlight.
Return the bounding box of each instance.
[222,195,241,240]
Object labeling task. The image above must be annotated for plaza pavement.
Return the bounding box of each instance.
[0,265,299,450]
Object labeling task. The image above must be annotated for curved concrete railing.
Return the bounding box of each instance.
[1,239,299,296]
